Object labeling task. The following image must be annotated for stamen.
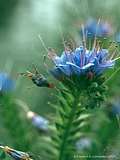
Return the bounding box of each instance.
[47,48,57,60]
[96,40,100,52]
[80,48,84,67]
[69,38,76,51]
[81,24,87,67]
[43,54,49,72]
[110,50,117,60]
[81,24,86,49]
[58,25,66,49]
[93,18,101,49]
[88,36,92,50]
[32,63,39,74]
[38,35,50,73]
[38,34,49,53]
[107,42,118,60]
[108,41,117,52]
[112,56,120,61]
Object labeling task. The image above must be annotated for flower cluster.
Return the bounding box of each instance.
[80,18,113,38]
[49,42,117,80]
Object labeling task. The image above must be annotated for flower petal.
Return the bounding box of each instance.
[57,64,72,76]
[81,63,94,70]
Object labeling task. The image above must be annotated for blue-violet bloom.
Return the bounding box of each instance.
[27,111,49,132]
[111,101,120,116]
[80,18,113,38]
[50,44,118,79]
[0,73,15,92]
[76,137,92,151]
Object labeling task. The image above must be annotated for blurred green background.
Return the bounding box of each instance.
[0,0,120,159]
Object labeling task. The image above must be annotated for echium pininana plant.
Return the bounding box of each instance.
[2,21,119,160]
[39,27,120,159]
[15,21,120,160]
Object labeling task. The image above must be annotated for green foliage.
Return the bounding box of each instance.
[0,151,6,160]
[37,75,110,160]
[0,95,33,151]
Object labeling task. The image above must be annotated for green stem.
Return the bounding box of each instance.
[59,93,79,160]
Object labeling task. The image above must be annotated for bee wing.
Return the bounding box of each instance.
[32,64,39,74]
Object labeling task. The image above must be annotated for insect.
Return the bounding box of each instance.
[0,145,32,160]
[19,64,54,88]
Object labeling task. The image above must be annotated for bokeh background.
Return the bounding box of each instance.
[0,0,120,159]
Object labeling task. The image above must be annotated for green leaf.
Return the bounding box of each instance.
[0,151,6,160]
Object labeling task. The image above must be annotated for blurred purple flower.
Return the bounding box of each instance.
[50,45,116,79]
[27,111,49,132]
[111,101,120,115]
[80,19,113,38]
[114,32,120,43]
[76,137,92,151]
[0,73,15,92]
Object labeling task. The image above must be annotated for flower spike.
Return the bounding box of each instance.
[49,42,117,79]
[80,18,113,38]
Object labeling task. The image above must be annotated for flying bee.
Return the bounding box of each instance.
[19,64,54,88]
[0,145,32,160]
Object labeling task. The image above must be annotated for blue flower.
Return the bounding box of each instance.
[76,137,92,151]
[80,19,112,38]
[49,45,116,79]
[114,32,120,43]
[27,111,49,132]
[0,73,15,92]
[111,101,120,115]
